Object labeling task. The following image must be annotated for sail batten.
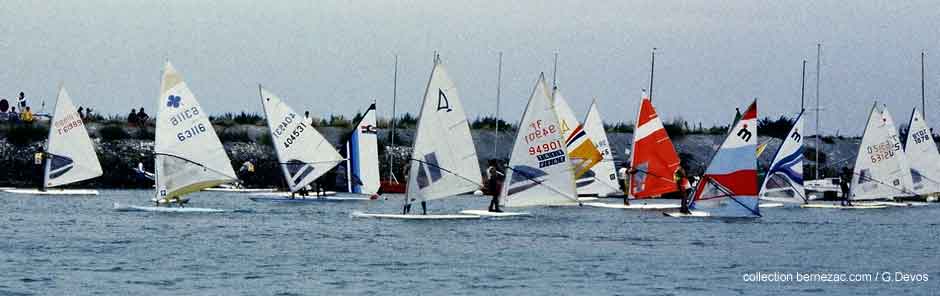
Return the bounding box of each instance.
[154,62,237,200]
[405,60,482,203]
[502,75,578,207]
[43,87,103,188]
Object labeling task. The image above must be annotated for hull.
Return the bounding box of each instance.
[583,202,680,210]
[249,196,371,203]
[458,210,532,217]
[350,211,480,220]
[203,187,277,193]
[800,203,887,209]
[113,203,227,213]
[3,188,98,195]
[662,210,711,217]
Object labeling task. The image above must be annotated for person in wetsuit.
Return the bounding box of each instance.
[486,159,504,212]
[676,167,691,214]
[840,167,853,206]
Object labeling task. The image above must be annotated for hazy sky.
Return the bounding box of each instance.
[1,1,938,135]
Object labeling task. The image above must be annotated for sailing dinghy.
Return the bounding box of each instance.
[841,103,919,208]
[114,62,238,212]
[353,56,485,219]
[490,74,579,214]
[248,86,364,203]
[550,88,603,201]
[577,100,622,197]
[4,86,102,195]
[346,102,381,196]
[758,110,807,207]
[665,101,760,218]
[587,92,684,210]
[903,108,940,201]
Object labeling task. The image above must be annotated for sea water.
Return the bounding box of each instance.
[0,190,937,295]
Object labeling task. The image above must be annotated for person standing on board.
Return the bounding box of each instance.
[840,167,852,206]
[17,92,26,109]
[676,167,691,214]
[486,159,504,212]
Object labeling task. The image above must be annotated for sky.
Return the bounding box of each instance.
[1,0,938,136]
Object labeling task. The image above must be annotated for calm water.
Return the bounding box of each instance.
[0,190,937,295]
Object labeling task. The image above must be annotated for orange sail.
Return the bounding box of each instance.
[629,94,689,198]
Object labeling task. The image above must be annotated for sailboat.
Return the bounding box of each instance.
[666,101,760,218]
[588,92,685,210]
[114,62,238,212]
[4,86,103,195]
[551,89,603,199]
[345,102,381,197]
[492,73,580,211]
[353,56,485,219]
[248,87,363,203]
[576,100,622,197]
[831,103,918,208]
[903,108,940,200]
[758,110,806,206]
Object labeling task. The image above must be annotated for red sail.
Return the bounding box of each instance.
[629,96,689,198]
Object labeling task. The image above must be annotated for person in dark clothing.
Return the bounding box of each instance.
[136,107,149,125]
[676,167,691,214]
[128,108,138,125]
[402,200,427,215]
[840,167,853,206]
[486,159,504,212]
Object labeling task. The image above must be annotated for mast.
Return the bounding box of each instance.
[552,52,558,88]
[922,51,927,120]
[801,60,807,110]
[815,43,821,180]
[649,48,657,101]
[389,54,398,183]
[494,52,503,154]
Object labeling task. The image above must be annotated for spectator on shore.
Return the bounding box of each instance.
[304,111,311,125]
[136,107,149,125]
[85,107,94,121]
[128,108,138,126]
[78,106,85,118]
[17,92,26,108]
[20,106,34,123]
[6,106,17,123]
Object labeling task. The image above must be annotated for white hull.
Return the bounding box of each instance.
[854,201,928,207]
[350,211,480,220]
[583,202,680,210]
[760,202,785,208]
[662,210,711,217]
[249,195,371,203]
[113,203,227,213]
[203,187,277,193]
[800,203,887,209]
[458,210,532,217]
[3,188,98,195]
[248,191,337,197]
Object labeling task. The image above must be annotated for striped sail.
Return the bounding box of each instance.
[850,104,915,200]
[260,87,345,192]
[551,89,602,178]
[405,59,482,203]
[629,93,689,199]
[690,101,760,217]
[154,62,237,201]
[904,108,940,195]
[502,75,579,207]
[349,103,380,194]
[759,111,806,203]
[577,100,621,196]
[43,86,103,188]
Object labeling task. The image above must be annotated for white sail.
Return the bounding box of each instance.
[349,103,380,194]
[260,87,345,192]
[502,75,578,207]
[551,89,602,179]
[904,108,940,195]
[154,62,237,201]
[43,86,103,188]
[759,111,806,203]
[850,104,915,200]
[578,100,620,196]
[405,59,482,203]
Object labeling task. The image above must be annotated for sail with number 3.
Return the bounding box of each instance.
[759,110,806,203]
[405,57,482,205]
[154,62,237,202]
[850,103,915,200]
[903,108,940,196]
[260,86,345,193]
[689,101,760,217]
[502,74,579,207]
